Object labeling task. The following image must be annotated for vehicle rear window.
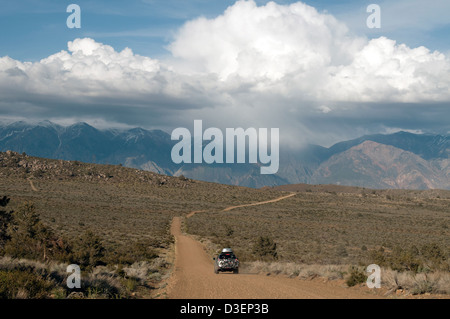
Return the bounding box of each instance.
[219,254,236,259]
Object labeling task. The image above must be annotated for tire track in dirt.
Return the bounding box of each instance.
[186,193,297,218]
[221,193,297,212]
[27,178,38,192]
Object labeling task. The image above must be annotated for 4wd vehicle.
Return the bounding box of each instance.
[213,248,239,274]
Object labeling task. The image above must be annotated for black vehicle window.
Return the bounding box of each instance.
[219,253,236,259]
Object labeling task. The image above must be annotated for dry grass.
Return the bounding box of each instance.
[242,261,347,280]
[382,269,450,295]
[1,151,449,297]
[0,256,174,299]
[0,151,283,256]
[186,189,450,295]
[0,151,284,298]
[186,191,450,265]
[241,261,450,296]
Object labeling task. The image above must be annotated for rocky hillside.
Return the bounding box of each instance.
[0,150,191,188]
[311,141,449,190]
[0,121,448,189]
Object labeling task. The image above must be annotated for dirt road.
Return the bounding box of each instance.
[186,193,297,218]
[166,194,382,299]
[27,178,38,192]
[221,193,297,212]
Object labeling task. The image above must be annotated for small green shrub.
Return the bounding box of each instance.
[73,231,105,270]
[346,267,367,287]
[411,276,436,295]
[0,269,54,299]
[124,278,138,292]
[4,203,73,263]
[253,236,278,260]
[0,196,13,252]
[104,240,158,266]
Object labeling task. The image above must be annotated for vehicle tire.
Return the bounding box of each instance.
[233,268,239,274]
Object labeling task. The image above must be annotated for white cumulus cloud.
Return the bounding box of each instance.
[0,0,449,145]
[169,0,450,103]
[169,0,363,81]
[0,38,163,97]
[327,37,450,102]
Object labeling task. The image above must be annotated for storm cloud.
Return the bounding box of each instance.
[0,0,449,146]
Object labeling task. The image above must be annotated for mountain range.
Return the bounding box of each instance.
[0,120,448,190]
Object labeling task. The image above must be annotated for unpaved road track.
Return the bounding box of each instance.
[166,194,382,299]
[222,193,297,212]
[28,178,38,192]
[185,193,297,218]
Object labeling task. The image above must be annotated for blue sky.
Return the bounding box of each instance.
[0,0,449,145]
[1,0,449,61]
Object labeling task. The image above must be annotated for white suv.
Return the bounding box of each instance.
[213,248,239,274]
